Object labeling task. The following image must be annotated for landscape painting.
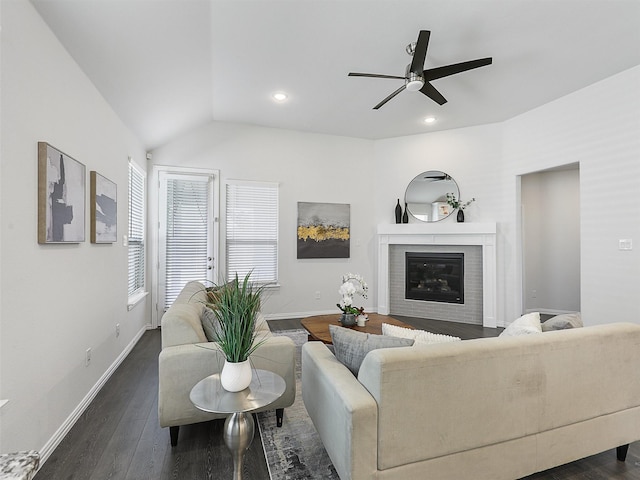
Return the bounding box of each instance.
[38,142,86,244]
[90,171,117,243]
[297,202,350,259]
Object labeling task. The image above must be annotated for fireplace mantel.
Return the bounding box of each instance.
[377,223,497,328]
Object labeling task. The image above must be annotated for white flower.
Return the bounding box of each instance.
[338,282,356,297]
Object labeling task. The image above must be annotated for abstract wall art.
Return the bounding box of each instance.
[38,142,86,243]
[297,202,350,259]
[90,171,117,243]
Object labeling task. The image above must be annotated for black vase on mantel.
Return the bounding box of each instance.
[402,203,409,223]
[395,199,402,224]
[457,209,465,223]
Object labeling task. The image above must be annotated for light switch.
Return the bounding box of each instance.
[619,239,633,250]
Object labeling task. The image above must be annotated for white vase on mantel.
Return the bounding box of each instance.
[220,359,252,392]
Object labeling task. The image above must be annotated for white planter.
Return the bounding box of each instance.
[220,359,252,392]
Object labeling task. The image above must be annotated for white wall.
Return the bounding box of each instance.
[522,168,580,313]
[150,122,375,318]
[503,65,640,325]
[0,0,149,455]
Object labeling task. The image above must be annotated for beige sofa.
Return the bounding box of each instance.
[159,281,296,446]
[302,322,640,480]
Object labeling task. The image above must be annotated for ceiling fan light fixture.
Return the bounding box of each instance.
[423,116,436,124]
[406,72,424,92]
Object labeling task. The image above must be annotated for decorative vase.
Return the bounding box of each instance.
[402,203,409,223]
[457,209,465,223]
[220,359,252,392]
[340,313,357,326]
[356,314,368,327]
[395,199,402,224]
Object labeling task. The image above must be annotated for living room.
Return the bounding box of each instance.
[1,0,639,476]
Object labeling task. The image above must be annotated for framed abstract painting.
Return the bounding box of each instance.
[297,202,350,259]
[37,142,86,244]
[90,171,117,243]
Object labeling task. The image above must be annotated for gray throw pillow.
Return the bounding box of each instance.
[541,312,582,331]
[201,307,219,342]
[329,324,414,376]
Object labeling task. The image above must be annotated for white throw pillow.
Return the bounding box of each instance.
[381,323,419,340]
[499,312,542,337]
[382,323,461,345]
[414,331,461,345]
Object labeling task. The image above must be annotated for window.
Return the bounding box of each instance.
[225,180,278,284]
[128,160,146,300]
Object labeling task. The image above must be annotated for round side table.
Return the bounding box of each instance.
[190,369,285,480]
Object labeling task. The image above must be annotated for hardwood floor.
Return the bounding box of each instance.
[34,317,640,480]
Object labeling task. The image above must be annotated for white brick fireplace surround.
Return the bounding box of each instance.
[377,223,497,328]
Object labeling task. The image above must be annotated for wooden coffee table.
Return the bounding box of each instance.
[301,313,414,344]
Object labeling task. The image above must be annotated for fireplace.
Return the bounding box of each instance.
[405,252,464,304]
[376,223,497,327]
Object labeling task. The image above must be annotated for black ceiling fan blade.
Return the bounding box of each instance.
[348,72,406,80]
[409,30,430,76]
[424,57,493,81]
[373,84,407,110]
[419,81,447,105]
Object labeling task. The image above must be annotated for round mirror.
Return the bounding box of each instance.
[405,170,459,222]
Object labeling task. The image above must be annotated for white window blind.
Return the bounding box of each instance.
[128,161,145,297]
[226,181,278,284]
[164,176,210,308]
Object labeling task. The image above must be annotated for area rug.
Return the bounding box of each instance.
[257,329,339,480]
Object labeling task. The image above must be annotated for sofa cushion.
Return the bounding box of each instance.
[329,324,414,376]
[201,307,219,342]
[499,312,542,337]
[541,312,582,331]
[382,323,461,345]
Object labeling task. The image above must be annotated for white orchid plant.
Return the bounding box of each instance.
[337,273,368,316]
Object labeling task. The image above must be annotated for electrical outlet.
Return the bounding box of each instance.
[85,348,92,367]
[315,291,321,300]
[116,323,120,337]
[532,289,537,299]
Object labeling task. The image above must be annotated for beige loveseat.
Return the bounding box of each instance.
[302,322,640,479]
[159,281,296,446]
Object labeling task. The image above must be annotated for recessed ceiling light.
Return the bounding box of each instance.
[423,116,436,124]
[272,92,288,102]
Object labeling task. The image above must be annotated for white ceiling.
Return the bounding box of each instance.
[31,0,640,150]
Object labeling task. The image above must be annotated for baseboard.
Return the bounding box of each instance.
[38,324,149,465]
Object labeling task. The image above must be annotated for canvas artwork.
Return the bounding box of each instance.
[297,202,350,259]
[90,171,117,243]
[38,142,86,243]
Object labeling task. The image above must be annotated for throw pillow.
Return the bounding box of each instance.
[201,307,219,342]
[541,312,583,331]
[499,312,542,337]
[381,322,419,340]
[414,331,461,345]
[329,324,414,376]
[381,323,461,345]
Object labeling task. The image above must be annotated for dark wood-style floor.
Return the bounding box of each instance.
[34,317,640,480]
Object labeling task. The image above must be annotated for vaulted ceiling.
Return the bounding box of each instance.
[31,0,640,150]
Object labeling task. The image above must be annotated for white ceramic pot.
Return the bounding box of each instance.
[220,359,252,392]
[356,314,368,327]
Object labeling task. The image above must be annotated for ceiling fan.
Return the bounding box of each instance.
[348,30,492,109]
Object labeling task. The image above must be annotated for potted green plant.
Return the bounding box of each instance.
[204,272,267,392]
